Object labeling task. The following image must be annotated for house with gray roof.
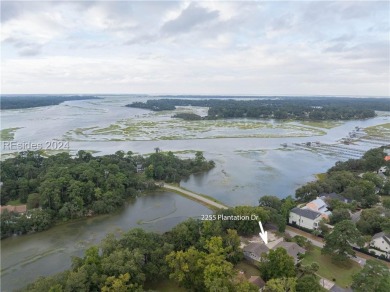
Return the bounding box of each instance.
[289,207,323,230]
[242,240,306,264]
[274,241,306,264]
[243,242,269,262]
[319,192,351,204]
[248,276,265,291]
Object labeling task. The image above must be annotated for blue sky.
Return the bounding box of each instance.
[1,1,389,96]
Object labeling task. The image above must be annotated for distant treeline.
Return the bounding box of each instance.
[127,97,390,121]
[0,95,99,109]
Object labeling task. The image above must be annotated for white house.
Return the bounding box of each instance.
[289,207,323,230]
[370,232,390,257]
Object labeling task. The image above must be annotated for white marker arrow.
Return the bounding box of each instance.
[258,221,268,244]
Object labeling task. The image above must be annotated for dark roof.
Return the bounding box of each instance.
[320,192,351,203]
[243,242,269,256]
[290,207,321,220]
[248,276,266,288]
[274,242,306,260]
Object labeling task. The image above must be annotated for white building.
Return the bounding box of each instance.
[370,232,390,258]
[289,207,323,230]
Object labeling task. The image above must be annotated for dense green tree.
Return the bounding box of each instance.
[166,247,206,291]
[356,208,385,235]
[281,196,296,220]
[259,248,296,281]
[23,272,69,292]
[382,197,390,209]
[127,97,387,121]
[292,236,313,250]
[265,277,297,292]
[329,208,351,225]
[27,193,41,209]
[165,219,203,251]
[322,220,364,261]
[362,172,384,188]
[362,148,386,171]
[381,218,390,233]
[0,150,214,238]
[101,273,144,292]
[216,206,270,236]
[382,181,390,196]
[233,277,259,292]
[351,260,390,292]
[296,275,322,292]
[259,196,282,210]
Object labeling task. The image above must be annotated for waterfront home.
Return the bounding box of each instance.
[304,198,332,219]
[289,207,323,230]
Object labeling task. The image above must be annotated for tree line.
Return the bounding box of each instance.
[126,97,390,121]
[22,212,389,292]
[295,147,390,207]
[0,95,99,109]
[294,147,390,248]
[0,150,215,238]
[22,207,267,292]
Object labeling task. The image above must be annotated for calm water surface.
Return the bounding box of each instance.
[1,192,212,291]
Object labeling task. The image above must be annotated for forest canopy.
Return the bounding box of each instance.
[126,97,390,121]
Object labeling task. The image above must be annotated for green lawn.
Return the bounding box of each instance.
[302,246,361,288]
[235,260,261,278]
[6,199,22,206]
[145,279,187,292]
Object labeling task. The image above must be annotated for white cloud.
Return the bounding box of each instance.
[1,0,389,96]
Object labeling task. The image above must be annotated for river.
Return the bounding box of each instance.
[0,192,212,291]
[1,95,389,290]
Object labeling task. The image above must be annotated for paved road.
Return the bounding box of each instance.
[159,183,228,210]
[286,226,367,266]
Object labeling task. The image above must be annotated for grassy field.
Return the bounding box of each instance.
[302,246,361,288]
[63,116,327,141]
[298,120,343,129]
[6,199,22,206]
[364,123,390,138]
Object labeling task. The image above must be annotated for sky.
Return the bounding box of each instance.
[1,0,389,96]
